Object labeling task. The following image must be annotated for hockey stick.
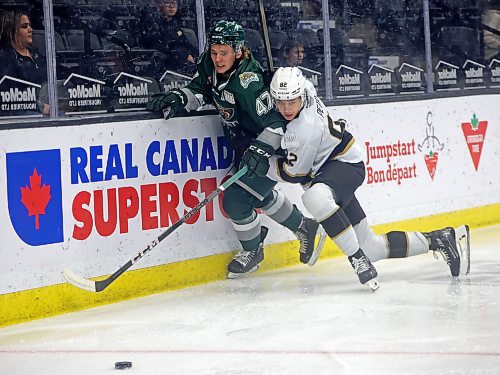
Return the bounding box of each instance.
[62,166,248,292]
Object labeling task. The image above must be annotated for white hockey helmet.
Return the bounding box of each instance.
[270,67,307,101]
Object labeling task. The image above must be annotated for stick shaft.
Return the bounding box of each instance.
[64,167,248,292]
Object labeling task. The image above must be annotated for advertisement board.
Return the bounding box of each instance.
[1,94,499,295]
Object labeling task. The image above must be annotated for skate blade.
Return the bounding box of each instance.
[227,264,260,279]
[366,279,379,292]
[307,232,327,267]
[455,225,471,275]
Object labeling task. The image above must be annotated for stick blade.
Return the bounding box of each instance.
[307,229,327,267]
[62,268,98,292]
[455,224,471,276]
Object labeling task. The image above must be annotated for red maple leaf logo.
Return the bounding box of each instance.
[20,169,51,230]
[461,113,488,171]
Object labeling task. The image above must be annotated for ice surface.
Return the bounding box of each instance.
[1,225,499,374]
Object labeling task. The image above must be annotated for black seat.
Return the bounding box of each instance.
[245,28,265,51]
[54,0,87,4]
[32,29,67,54]
[181,28,198,50]
[438,26,481,65]
[290,29,320,48]
[88,0,112,5]
[343,43,369,70]
[317,28,349,46]
[64,29,102,51]
[268,28,288,52]
[267,6,299,30]
[315,28,350,69]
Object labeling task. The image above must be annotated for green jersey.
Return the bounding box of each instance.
[185,51,286,154]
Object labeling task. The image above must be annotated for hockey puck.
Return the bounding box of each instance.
[115,361,132,370]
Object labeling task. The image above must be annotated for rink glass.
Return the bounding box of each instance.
[0,0,497,120]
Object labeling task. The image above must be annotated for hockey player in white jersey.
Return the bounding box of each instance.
[267,67,470,291]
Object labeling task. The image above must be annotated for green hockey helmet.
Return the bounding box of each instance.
[208,20,245,53]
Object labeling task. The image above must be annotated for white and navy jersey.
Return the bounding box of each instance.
[267,81,363,185]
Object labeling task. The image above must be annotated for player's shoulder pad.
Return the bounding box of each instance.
[238,72,261,89]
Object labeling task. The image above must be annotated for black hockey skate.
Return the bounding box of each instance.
[348,249,379,291]
[425,225,470,277]
[227,227,268,279]
[295,217,327,266]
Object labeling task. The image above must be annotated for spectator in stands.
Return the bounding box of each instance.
[0,9,49,115]
[138,0,196,74]
[277,38,306,68]
[277,37,322,75]
[0,9,46,84]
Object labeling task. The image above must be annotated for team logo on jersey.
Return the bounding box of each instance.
[461,113,488,171]
[239,72,259,89]
[418,111,444,180]
[222,90,235,104]
[6,149,63,246]
[215,102,235,121]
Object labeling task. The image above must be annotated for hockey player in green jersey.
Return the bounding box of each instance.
[146,20,326,278]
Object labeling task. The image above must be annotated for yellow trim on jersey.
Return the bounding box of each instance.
[329,136,356,160]
[277,156,310,183]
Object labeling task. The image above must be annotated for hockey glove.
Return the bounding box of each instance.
[146,89,187,119]
[240,140,275,178]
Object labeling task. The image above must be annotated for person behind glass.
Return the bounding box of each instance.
[277,38,323,90]
[138,0,196,74]
[277,38,306,68]
[146,20,326,278]
[0,9,48,115]
[267,67,471,291]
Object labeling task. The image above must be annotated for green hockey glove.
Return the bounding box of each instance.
[146,89,187,119]
[240,139,275,178]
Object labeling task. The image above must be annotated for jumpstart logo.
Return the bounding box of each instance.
[6,137,233,246]
[365,139,417,185]
[418,111,444,180]
[6,150,63,246]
